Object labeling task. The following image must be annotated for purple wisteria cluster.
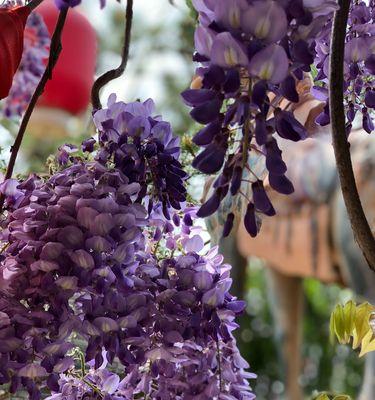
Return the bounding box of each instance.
[1,2,50,119]
[313,0,375,134]
[54,0,109,10]
[43,209,256,400]
[182,0,338,237]
[0,99,255,399]
[93,95,187,218]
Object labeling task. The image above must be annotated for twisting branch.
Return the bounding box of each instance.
[91,0,133,110]
[0,8,69,213]
[26,0,45,10]
[329,0,375,273]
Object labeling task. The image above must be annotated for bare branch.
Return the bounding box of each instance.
[26,0,45,10]
[0,8,69,212]
[329,0,375,273]
[91,0,133,110]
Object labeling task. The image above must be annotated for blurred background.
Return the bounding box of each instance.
[0,1,365,398]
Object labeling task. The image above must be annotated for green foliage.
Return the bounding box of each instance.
[185,0,198,18]
[313,393,351,400]
[330,301,375,357]
[238,266,364,399]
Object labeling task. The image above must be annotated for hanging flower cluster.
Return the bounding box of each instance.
[0,99,255,399]
[313,0,375,134]
[43,207,256,400]
[54,0,108,10]
[93,95,188,219]
[182,0,338,237]
[2,8,50,118]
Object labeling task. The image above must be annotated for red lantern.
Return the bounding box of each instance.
[0,6,31,100]
[37,0,97,115]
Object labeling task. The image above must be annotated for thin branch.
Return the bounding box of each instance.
[329,0,375,273]
[26,0,45,10]
[216,337,223,392]
[0,8,69,213]
[91,0,134,110]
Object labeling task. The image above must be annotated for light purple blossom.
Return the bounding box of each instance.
[0,99,254,399]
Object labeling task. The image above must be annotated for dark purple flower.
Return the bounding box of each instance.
[244,202,259,237]
[197,191,221,218]
[193,141,227,174]
[365,89,375,109]
[269,172,294,195]
[54,0,81,9]
[252,180,275,216]
[274,108,307,142]
[223,212,235,237]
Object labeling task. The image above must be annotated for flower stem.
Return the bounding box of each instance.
[329,0,375,273]
[91,0,134,110]
[0,8,69,213]
[26,0,45,10]
[216,338,223,392]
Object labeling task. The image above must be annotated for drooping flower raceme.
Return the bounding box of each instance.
[0,99,255,399]
[182,0,338,237]
[54,0,107,10]
[44,207,256,400]
[313,0,375,135]
[93,95,188,219]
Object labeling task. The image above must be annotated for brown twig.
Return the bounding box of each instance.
[91,0,133,110]
[329,0,375,273]
[0,8,69,213]
[26,0,45,10]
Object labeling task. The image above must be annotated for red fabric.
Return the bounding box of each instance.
[0,6,31,100]
[38,2,97,115]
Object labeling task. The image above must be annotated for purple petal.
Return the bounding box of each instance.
[365,90,375,109]
[194,25,216,57]
[102,374,120,394]
[241,0,287,43]
[244,203,259,237]
[70,250,95,269]
[345,37,369,62]
[214,0,247,30]
[194,271,213,290]
[92,213,115,236]
[18,364,47,378]
[193,142,226,174]
[274,109,307,142]
[197,191,221,218]
[185,235,204,252]
[93,317,119,333]
[193,120,221,146]
[252,180,275,216]
[40,242,64,260]
[30,260,59,272]
[269,173,294,194]
[249,44,289,84]
[211,32,248,68]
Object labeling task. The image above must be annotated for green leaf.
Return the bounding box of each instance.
[330,301,375,357]
[358,329,375,357]
[185,0,198,19]
[353,302,374,349]
[331,304,348,344]
[343,300,356,340]
[315,395,330,400]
